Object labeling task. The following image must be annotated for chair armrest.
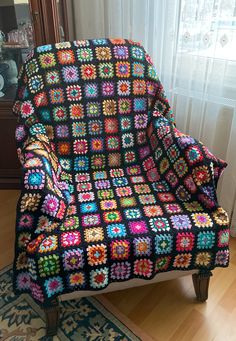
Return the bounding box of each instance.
[16,123,70,225]
[147,111,227,209]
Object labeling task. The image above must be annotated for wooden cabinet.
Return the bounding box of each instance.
[0,0,70,188]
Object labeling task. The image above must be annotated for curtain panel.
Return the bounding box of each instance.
[72,0,236,236]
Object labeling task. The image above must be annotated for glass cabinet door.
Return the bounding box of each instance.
[0,0,34,101]
[57,0,67,42]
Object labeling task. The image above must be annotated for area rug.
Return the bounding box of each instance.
[0,265,151,340]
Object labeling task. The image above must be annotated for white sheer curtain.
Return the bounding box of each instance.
[72,0,236,236]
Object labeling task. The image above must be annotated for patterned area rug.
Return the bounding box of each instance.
[0,265,150,340]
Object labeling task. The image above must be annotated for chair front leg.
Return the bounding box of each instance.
[44,298,60,336]
[192,271,212,302]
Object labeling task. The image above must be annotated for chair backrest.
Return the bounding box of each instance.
[13,38,173,172]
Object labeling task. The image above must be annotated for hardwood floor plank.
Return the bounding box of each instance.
[218,277,236,314]
[168,309,207,341]
[0,190,19,269]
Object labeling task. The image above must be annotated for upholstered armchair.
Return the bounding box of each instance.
[13,39,230,336]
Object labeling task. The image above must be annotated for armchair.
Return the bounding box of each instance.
[13,39,229,336]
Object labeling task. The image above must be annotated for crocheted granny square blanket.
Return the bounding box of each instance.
[13,38,229,306]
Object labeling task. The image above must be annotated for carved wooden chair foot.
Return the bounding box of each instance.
[192,271,212,302]
[44,298,60,336]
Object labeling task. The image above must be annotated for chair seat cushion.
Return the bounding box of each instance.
[34,166,228,295]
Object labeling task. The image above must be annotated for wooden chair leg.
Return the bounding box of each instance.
[44,298,60,336]
[192,271,212,302]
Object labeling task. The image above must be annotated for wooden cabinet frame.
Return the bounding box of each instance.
[0,0,69,189]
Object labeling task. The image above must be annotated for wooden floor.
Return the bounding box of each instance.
[1,190,236,341]
[0,190,19,269]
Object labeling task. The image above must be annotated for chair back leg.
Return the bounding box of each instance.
[192,271,212,302]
